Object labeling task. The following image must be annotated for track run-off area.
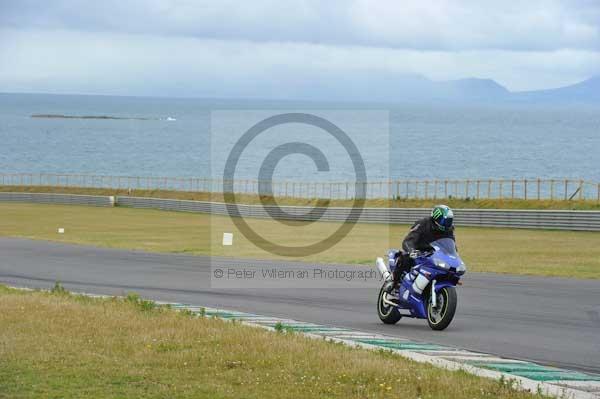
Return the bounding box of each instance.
[1,237,599,377]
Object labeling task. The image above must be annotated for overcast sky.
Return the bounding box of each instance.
[1,0,599,98]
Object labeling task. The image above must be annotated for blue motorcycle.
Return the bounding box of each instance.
[375,238,466,330]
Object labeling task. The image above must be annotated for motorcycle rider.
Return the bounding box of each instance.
[383,205,455,293]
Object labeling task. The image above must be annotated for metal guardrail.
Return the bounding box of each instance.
[0,192,113,207]
[116,196,600,231]
[1,173,599,200]
[1,192,599,231]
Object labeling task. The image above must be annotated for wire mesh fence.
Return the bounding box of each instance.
[1,173,599,201]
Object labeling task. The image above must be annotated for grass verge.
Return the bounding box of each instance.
[2,185,599,210]
[0,284,546,399]
[1,203,599,279]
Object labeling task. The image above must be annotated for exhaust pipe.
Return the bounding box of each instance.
[376,257,391,281]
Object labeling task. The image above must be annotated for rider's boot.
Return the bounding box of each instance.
[383,263,407,293]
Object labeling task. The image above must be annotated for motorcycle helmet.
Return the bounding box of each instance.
[431,205,453,231]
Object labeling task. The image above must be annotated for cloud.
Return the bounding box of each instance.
[1,0,599,51]
[1,27,599,97]
[0,1,599,96]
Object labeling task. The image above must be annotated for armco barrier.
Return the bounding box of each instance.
[116,196,600,231]
[0,192,113,207]
[2,193,599,231]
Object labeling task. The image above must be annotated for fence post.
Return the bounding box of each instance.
[564,180,568,200]
[499,180,503,199]
[487,179,491,198]
[537,178,541,200]
[465,180,469,199]
[550,179,555,200]
[597,183,600,203]
[579,180,584,200]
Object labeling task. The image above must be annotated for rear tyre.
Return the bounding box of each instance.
[377,286,402,324]
[427,286,457,331]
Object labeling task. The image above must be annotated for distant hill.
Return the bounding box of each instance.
[513,76,600,104]
[4,74,599,104]
[284,72,600,104]
[380,75,600,104]
[283,73,515,103]
[408,76,600,104]
[431,78,511,101]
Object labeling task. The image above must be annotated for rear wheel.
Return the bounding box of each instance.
[377,286,402,324]
[427,286,457,331]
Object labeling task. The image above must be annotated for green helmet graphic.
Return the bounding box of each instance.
[431,205,454,231]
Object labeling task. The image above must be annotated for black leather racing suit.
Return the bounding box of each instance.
[392,217,456,282]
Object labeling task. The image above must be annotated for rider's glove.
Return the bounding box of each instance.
[409,249,419,259]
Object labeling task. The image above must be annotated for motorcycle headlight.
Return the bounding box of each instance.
[456,261,467,275]
[433,258,449,269]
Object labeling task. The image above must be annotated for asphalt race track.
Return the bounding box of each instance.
[1,237,599,374]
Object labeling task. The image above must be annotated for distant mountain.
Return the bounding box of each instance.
[5,74,599,105]
[281,72,515,103]
[412,76,600,104]
[513,76,600,104]
[382,75,600,104]
[431,78,511,101]
[285,72,600,104]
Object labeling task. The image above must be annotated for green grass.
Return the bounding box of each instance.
[2,184,600,210]
[1,203,599,279]
[0,285,547,399]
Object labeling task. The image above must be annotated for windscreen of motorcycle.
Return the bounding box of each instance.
[430,238,457,256]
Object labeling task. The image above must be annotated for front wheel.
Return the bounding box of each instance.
[377,286,402,324]
[427,286,457,331]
